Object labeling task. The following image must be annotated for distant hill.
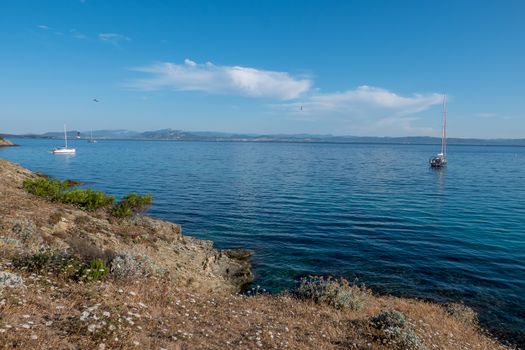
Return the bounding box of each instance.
[2,129,525,146]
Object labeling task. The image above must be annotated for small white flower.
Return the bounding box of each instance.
[80,311,90,321]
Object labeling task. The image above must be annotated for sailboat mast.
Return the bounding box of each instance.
[64,124,68,148]
[442,94,447,156]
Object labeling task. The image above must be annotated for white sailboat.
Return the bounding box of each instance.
[88,129,97,143]
[430,94,447,167]
[52,124,76,154]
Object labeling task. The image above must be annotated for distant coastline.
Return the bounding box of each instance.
[2,129,525,146]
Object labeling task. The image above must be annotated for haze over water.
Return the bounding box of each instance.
[2,138,524,345]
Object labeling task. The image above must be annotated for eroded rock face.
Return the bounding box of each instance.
[203,248,254,292]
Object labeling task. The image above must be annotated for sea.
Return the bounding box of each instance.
[1,138,524,346]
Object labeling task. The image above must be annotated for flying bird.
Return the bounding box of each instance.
[93,98,99,102]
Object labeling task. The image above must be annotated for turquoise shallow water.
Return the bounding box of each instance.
[1,138,524,345]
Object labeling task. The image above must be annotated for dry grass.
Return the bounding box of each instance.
[0,270,511,350]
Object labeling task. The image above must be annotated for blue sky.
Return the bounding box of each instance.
[1,1,524,138]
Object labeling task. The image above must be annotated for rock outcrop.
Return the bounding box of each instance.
[0,158,253,293]
[0,137,14,146]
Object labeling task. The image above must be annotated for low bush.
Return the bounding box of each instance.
[11,218,36,242]
[112,193,153,218]
[110,253,154,279]
[444,303,478,325]
[23,178,69,200]
[13,249,110,282]
[382,326,427,350]
[13,248,83,279]
[370,310,406,329]
[369,310,427,350]
[295,276,370,310]
[77,258,109,282]
[68,236,116,264]
[23,177,114,211]
[0,271,25,290]
[24,177,153,217]
[60,189,114,210]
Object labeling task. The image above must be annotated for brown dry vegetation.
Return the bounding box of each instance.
[0,273,510,350]
[0,158,514,349]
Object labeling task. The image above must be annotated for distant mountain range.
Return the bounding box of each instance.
[2,128,525,146]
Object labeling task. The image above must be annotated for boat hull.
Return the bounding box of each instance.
[52,148,76,154]
[430,155,446,167]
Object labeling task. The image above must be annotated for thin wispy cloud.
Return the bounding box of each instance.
[284,86,442,115]
[276,86,443,135]
[128,59,312,100]
[37,25,50,30]
[70,29,87,40]
[98,33,131,45]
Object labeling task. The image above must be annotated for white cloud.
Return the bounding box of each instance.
[128,59,312,100]
[277,86,444,136]
[286,86,442,115]
[37,25,49,30]
[98,33,130,44]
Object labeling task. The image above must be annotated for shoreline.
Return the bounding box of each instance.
[0,137,16,147]
[0,157,516,349]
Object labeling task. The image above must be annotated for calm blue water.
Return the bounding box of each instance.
[1,138,524,345]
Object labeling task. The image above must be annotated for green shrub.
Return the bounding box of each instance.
[13,249,83,279]
[112,193,153,218]
[14,249,112,282]
[23,178,69,200]
[370,310,406,329]
[295,276,370,310]
[369,310,427,350]
[60,189,114,210]
[23,177,114,211]
[77,258,109,282]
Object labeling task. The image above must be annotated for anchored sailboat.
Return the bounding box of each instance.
[52,125,76,154]
[430,95,447,167]
[88,129,97,143]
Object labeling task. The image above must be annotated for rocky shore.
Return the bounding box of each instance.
[0,137,15,147]
[0,158,514,349]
